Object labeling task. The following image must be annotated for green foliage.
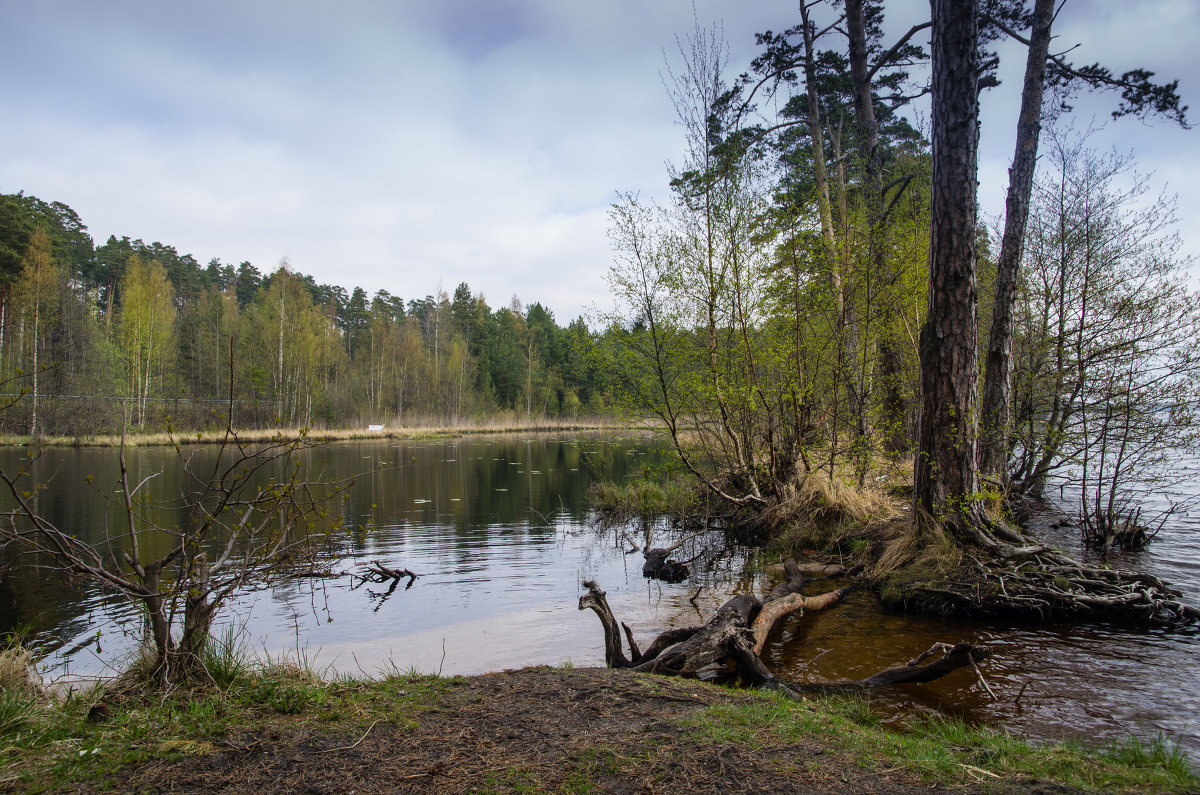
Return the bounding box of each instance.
[0,689,39,736]
[0,192,617,436]
[202,626,252,689]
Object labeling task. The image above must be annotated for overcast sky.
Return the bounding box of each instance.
[2,0,1196,322]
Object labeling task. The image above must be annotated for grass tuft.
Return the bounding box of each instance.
[1102,734,1194,781]
[765,472,896,557]
[203,626,253,689]
[587,475,700,519]
[0,638,42,698]
[0,637,43,736]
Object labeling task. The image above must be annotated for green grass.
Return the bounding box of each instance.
[680,688,1198,792]
[0,664,1194,794]
[587,475,700,518]
[0,689,40,735]
[203,625,253,689]
[0,664,459,793]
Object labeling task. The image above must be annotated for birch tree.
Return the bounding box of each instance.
[116,255,176,427]
[14,228,59,437]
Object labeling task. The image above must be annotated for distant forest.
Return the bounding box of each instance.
[0,191,610,437]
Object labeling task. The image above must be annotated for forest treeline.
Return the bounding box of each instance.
[0,191,611,436]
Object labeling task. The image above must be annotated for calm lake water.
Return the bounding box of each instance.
[0,433,1197,760]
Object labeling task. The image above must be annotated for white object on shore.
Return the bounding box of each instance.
[368,424,384,431]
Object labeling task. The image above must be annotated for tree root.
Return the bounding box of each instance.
[912,548,1200,627]
[580,559,991,696]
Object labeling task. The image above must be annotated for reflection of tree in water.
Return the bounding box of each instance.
[0,434,667,672]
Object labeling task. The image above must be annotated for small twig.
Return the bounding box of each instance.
[1014,681,1031,706]
[907,643,953,667]
[960,763,1001,780]
[795,648,831,672]
[318,719,381,753]
[688,585,703,605]
[969,655,997,700]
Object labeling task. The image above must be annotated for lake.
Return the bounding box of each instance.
[1,432,1197,760]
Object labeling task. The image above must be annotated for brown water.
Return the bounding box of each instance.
[1,434,1196,759]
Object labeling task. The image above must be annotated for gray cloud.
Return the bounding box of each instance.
[1,0,1194,322]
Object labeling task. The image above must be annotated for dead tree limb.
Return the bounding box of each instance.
[580,560,991,695]
[355,561,420,589]
[625,530,708,583]
[853,642,992,687]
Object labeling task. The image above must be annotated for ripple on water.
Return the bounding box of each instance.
[2,437,1198,764]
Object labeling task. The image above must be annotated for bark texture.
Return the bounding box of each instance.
[580,559,992,694]
[978,0,1055,475]
[915,0,982,533]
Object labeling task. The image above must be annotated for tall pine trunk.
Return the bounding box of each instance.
[845,0,907,452]
[915,0,981,535]
[978,0,1055,475]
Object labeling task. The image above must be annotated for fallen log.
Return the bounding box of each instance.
[580,559,991,695]
[853,642,991,688]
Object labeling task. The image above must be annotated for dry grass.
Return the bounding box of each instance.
[870,516,966,609]
[0,417,621,448]
[0,642,42,699]
[0,639,45,737]
[766,471,898,556]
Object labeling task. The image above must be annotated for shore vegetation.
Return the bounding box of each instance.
[0,647,1194,794]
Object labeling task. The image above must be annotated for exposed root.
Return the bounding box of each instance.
[580,562,989,697]
[883,514,1200,628]
[926,554,1200,626]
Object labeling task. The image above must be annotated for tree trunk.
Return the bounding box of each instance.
[845,0,907,452]
[915,0,981,535]
[799,0,840,310]
[978,0,1055,476]
[30,299,38,437]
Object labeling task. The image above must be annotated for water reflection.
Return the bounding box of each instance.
[0,434,1196,762]
[0,433,672,680]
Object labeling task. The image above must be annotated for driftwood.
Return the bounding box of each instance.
[580,559,991,695]
[624,531,703,583]
[360,560,420,587]
[352,561,421,611]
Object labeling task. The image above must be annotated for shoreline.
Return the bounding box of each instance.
[4,665,1194,793]
[0,420,640,449]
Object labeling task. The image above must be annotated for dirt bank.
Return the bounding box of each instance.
[35,666,1144,795]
